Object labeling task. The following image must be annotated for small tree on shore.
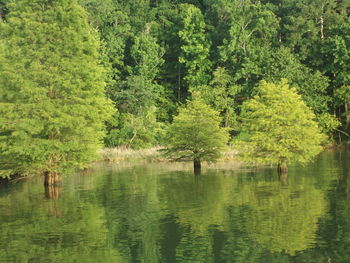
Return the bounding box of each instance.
[164,95,230,172]
[237,80,326,173]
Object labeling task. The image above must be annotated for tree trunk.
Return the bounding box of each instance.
[225,108,230,127]
[345,103,349,129]
[44,172,61,199]
[44,171,61,186]
[194,158,201,175]
[278,159,288,174]
[320,15,324,40]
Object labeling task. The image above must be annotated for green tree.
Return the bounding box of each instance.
[0,0,113,183]
[108,29,165,148]
[237,80,325,173]
[202,67,240,128]
[0,0,7,21]
[263,47,339,137]
[78,0,131,82]
[178,3,211,91]
[322,18,350,136]
[164,95,230,172]
[218,0,279,95]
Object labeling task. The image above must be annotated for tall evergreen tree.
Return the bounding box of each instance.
[0,0,113,183]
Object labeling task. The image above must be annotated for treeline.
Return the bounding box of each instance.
[74,0,350,148]
[1,0,350,149]
[1,0,350,180]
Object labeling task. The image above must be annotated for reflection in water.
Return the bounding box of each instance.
[0,151,348,262]
[279,172,288,186]
[45,185,61,200]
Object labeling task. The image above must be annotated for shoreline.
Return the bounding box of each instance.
[1,146,346,185]
[100,146,239,163]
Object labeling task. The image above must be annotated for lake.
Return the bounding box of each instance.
[0,150,349,262]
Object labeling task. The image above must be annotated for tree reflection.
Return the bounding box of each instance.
[0,153,341,263]
[160,165,333,260]
[239,178,327,255]
[0,177,122,262]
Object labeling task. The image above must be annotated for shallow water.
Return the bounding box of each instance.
[0,151,349,263]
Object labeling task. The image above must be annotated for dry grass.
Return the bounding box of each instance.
[100,146,166,163]
[100,146,238,163]
[220,148,239,161]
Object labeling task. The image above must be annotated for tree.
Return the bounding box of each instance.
[0,0,113,184]
[108,28,165,148]
[202,66,240,128]
[218,0,279,96]
[263,47,339,137]
[321,18,350,137]
[0,0,7,22]
[237,80,325,173]
[178,4,211,91]
[164,95,230,172]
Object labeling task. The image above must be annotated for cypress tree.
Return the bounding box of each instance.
[0,0,113,184]
[237,80,326,174]
[164,95,230,173]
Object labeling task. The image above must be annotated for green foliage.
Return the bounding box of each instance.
[73,0,350,146]
[178,4,211,90]
[164,95,230,163]
[317,112,340,136]
[0,0,113,178]
[0,0,7,21]
[202,67,240,128]
[218,0,279,94]
[265,47,331,114]
[237,80,326,166]
[105,29,165,148]
[74,0,350,146]
[322,18,350,89]
[3,0,350,165]
[105,108,166,149]
[114,31,164,115]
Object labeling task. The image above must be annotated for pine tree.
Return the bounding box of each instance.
[0,0,113,183]
[164,95,230,173]
[237,80,326,173]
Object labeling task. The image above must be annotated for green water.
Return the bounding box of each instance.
[0,151,349,263]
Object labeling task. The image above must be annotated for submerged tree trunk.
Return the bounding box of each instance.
[279,172,288,186]
[194,158,201,175]
[44,171,61,186]
[45,185,61,200]
[278,158,288,174]
[44,172,61,199]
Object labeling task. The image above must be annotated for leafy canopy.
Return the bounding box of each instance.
[165,95,230,163]
[237,80,326,165]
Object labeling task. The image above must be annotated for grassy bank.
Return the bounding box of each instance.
[100,146,238,163]
[100,147,165,163]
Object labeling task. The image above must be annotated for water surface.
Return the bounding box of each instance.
[0,151,349,262]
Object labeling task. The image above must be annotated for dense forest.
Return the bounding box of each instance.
[1,0,350,179]
[74,0,349,148]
